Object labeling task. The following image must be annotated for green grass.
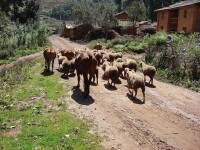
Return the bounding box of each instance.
[0,58,104,150]
[156,69,200,92]
[0,46,46,65]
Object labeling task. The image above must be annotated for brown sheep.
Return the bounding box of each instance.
[43,47,56,72]
[69,58,76,74]
[94,51,103,66]
[75,51,98,97]
[92,66,99,85]
[140,62,156,85]
[94,43,102,50]
[60,49,75,60]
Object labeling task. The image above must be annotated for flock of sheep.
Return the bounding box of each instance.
[43,43,156,103]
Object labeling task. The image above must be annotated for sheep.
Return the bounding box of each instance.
[103,64,118,87]
[100,50,107,55]
[102,59,110,72]
[94,51,103,66]
[60,49,75,60]
[43,47,56,72]
[126,71,145,103]
[124,67,130,78]
[57,53,67,70]
[62,58,71,78]
[75,51,97,97]
[92,66,99,85]
[113,61,124,78]
[102,52,122,65]
[116,58,123,62]
[140,62,156,85]
[109,52,122,62]
[69,58,76,74]
[94,43,102,50]
[122,59,137,76]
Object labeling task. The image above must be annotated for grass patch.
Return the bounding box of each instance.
[156,69,200,92]
[0,46,46,65]
[0,58,104,150]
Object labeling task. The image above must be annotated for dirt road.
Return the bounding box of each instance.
[49,35,200,150]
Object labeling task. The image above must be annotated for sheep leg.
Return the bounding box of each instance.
[96,71,98,85]
[83,74,90,96]
[142,86,145,103]
[144,75,146,82]
[131,89,133,96]
[107,79,110,85]
[77,73,80,88]
[127,82,131,93]
[134,89,137,98]
[48,60,50,71]
[151,78,153,85]
[52,60,54,72]
[45,59,47,70]
[92,76,95,83]
[143,92,145,103]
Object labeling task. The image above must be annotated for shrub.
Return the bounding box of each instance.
[0,22,49,64]
[87,38,106,49]
[114,44,127,52]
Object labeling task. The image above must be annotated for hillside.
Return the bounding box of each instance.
[41,0,65,13]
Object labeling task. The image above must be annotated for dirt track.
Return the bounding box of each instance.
[49,35,200,150]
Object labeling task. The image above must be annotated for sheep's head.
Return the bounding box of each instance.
[57,52,62,58]
[139,62,144,67]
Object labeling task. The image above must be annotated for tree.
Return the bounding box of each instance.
[0,11,10,31]
[48,0,74,20]
[126,1,146,25]
[72,0,96,25]
[72,0,118,29]
[0,0,39,24]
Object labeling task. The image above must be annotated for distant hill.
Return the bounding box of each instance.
[41,0,65,13]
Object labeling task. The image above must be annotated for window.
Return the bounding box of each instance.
[182,27,187,32]
[184,10,187,18]
[162,12,164,19]
[161,26,164,30]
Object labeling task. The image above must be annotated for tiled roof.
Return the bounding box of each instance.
[155,0,200,11]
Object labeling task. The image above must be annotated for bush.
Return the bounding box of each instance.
[0,50,15,59]
[144,31,167,46]
[0,22,49,64]
[127,41,147,52]
[114,44,127,52]
[87,38,106,49]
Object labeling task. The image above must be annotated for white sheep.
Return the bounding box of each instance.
[126,70,145,103]
[57,52,67,70]
[103,63,118,87]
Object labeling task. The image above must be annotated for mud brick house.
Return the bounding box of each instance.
[114,11,138,35]
[115,11,130,26]
[61,24,93,40]
[155,0,200,33]
[115,11,129,21]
